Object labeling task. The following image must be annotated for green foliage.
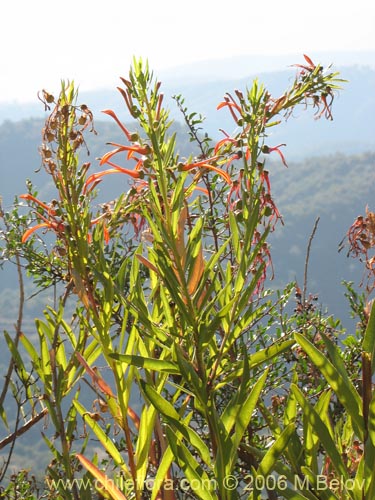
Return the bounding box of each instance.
[291,301,375,499]
[0,469,41,499]
[3,55,373,500]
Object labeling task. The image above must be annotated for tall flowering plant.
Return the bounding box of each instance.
[0,56,349,499]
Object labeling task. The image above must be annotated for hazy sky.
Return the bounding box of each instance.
[2,0,374,103]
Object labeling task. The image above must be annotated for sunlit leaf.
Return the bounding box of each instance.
[140,380,212,466]
[110,353,179,374]
[76,453,127,500]
[74,400,130,476]
[292,384,349,481]
[363,301,375,373]
[294,332,363,440]
[165,427,216,500]
[300,466,340,500]
[257,423,295,476]
[230,369,269,460]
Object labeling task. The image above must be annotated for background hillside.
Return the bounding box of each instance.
[0,58,374,473]
[1,61,374,327]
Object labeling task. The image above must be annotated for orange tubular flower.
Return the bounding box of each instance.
[262,144,288,168]
[19,194,56,216]
[216,101,241,112]
[181,157,232,185]
[20,194,65,243]
[217,94,242,123]
[21,217,65,243]
[191,186,209,196]
[22,222,52,243]
[226,153,241,167]
[100,143,151,165]
[84,139,150,194]
[214,136,238,155]
[293,54,317,73]
[84,164,144,194]
[227,170,243,209]
[101,109,132,141]
[316,93,334,121]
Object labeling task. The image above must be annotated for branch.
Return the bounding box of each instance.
[303,217,320,307]
[0,408,48,451]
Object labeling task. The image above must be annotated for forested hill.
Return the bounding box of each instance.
[0,118,194,207]
[0,62,374,330]
[269,151,375,323]
[0,110,374,331]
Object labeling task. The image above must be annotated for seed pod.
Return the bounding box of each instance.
[43,90,55,103]
[78,114,87,126]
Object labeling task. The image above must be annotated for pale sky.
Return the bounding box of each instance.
[1,0,374,103]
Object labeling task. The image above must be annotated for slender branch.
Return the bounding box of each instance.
[0,236,25,413]
[173,95,207,158]
[0,408,48,451]
[303,217,320,307]
[0,212,26,482]
[0,394,22,480]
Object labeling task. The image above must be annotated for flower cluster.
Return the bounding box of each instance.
[20,193,110,245]
[342,207,375,295]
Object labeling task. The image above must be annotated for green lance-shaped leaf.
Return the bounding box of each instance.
[150,445,175,500]
[291,384,349,482]
[249,423,305,498]
[364,453,375,500]
[58,314,78,350]
[215,339,294,389]
[20,332,47,382]
[294,332,364,440]
[320,332,357,393]
[359,389,375,498]
[233,201,262,295]
[228,210,241,264]
[149,245,196,326]
[192,237,230,312]
[229,301,266,340]
[304,390,332,475]
[73,400,131,478]
[139,379,212,467]
[173,343,208,405]
[221,353,264,434]
[256,423,295,480]
[363,300,375,373]
[42,431,63,463]
[248,339,295,370]
[0,402,7,429]
[228,368,269,470]
[362,441,375,499]
[170,180,187,241]
[110,353,180,375]
[300,467,340,500]
[163,131,177,169]
[368,389,375,449]
[135,403,158,490]
[165,426,216,500]
[237,444,321,500]
[186,235,205,299]
[116,255,131,292]
[4,331,30,388]
[282,370,304,473]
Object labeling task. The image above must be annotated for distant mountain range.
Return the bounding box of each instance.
[158,50,375,83]
[1,52,374,158]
